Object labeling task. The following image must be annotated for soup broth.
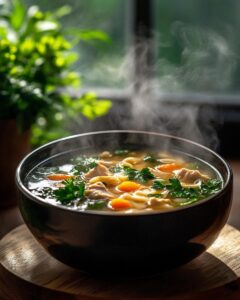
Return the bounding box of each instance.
[26,149,222,213]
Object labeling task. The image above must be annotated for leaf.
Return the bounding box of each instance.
[35,20,59,32]
[64,28,111,43]
[123,167,155,183]
[78,30,110,42]
[0,0,112,145]
[86,200,107,210]
[109,166,123,173]
[77,93,112,120]
[144,155,158,163]
[64,53,79,66]
[53,178,85,204]
[148,193,163,198]
[168,178,182,190]
[10,0,25,30]
[53,5,72,19]
[152,180,165,190]
[71,156,98,174]
[90,100,112,118]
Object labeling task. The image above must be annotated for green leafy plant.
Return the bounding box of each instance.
[53,178,85,205]
[123,166,155,183]
[71,155,98,175]
[0,0,112,146]
[150,178,222,206]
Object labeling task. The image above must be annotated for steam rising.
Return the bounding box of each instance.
[157,22,236,92]
[73,23,237,151]
[121,23,235,150]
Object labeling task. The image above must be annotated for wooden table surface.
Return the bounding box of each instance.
[0,160,240,300]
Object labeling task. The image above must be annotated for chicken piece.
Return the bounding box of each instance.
[99,160,117,168]
[84,163,110,180]
[85,182,115,200]
[89,176,120,186]
[131,202,148,210]
[149,168,172,180]
[99,151,112,158]
[174,168,210,184]
[147,198,174,210]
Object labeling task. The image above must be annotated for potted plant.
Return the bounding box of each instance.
[0,0,112,207]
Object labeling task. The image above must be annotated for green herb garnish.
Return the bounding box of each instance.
[86,200,107,210]
[38,187,54,198]
[151,178,222,206]
[201,179,222,196]
[71,156,98,175]
[143,155,159,164]
[114,149,129,156]
[148,193,163,198]
[167,178,182,190]
[53,178,85,205]
[152,180,165,190]
[109,165,123,173]
[123,166,155,183]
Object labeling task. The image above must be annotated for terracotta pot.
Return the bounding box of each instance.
[0,120,31,208]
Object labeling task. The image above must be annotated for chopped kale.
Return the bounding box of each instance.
[71,156,98,175]
[123,166,155,183]
[123,166,138,180]
[148,193,163,198]
[53,178,85,205]
[86,200,107,210]
[136,168,155,182]
[152,180,165,190]
[109,165,123,173]
[169,187,200,201]
[201,179,222,196]
[151,177,222,206]
[143,155,159,164]
[167,178,182,190]
[38,187,54,198]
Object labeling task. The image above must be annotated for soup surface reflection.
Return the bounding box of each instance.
[27,149,222,213]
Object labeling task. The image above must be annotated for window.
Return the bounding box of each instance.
[23,0,128,88]
[154,0,240,102]
[21,0,240,156]
[22,0,240,101]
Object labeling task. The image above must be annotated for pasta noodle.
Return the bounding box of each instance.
[27,149,223,213]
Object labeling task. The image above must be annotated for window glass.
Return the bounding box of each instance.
[23,0,128,88]
[154,0,240,94]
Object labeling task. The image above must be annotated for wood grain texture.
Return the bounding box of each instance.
[0,224,240,299]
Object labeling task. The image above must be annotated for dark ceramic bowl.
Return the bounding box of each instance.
[16,131,233,275]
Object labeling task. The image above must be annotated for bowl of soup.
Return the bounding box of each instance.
[16,130,233,275]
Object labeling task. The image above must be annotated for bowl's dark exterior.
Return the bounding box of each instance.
[16,131,233,275]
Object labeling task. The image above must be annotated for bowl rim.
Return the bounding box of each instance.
[16,130,233,216]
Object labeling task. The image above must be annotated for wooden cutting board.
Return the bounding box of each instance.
[0,224,240,299]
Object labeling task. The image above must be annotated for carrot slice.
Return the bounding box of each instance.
[117,181,141,192]
[158,163,183,173]
[109,198,133,210]
[47,174,74,181]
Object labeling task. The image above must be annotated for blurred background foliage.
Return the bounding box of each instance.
[22,0,127,89]
[0,0,112,146]
[20,0,240,94]
[1,0,240,146]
